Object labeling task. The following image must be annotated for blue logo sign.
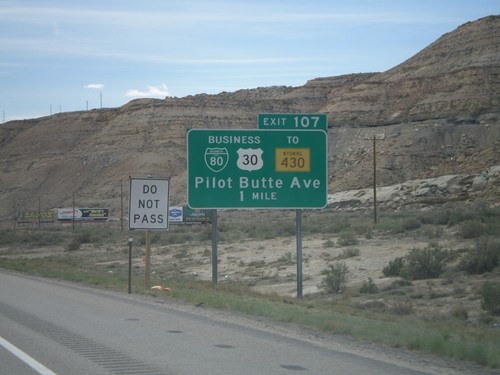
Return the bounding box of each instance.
[169,208,182,217]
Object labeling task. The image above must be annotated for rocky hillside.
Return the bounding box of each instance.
[0,16,499,222]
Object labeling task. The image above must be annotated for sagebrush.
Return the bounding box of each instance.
[318,262,350,293]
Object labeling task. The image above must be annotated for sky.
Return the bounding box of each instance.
[1,1,498,121]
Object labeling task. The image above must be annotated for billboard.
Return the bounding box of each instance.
[57,208,109,221]
[183,207,212,223]
[17,211,55,223]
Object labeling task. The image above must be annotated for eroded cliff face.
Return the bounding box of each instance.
[323,16,500,127]
[322,16,500,191]
[0,16,498,218]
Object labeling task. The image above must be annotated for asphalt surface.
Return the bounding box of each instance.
[0,270,451,374]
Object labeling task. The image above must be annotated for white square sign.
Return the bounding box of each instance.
[129,178,170,230]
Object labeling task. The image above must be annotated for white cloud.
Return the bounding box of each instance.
[125,83,169,98]
[84,83,104,89]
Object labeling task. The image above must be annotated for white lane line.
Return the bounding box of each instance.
[0,335,58,375]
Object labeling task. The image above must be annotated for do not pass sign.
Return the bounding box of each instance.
[129,178,170,230]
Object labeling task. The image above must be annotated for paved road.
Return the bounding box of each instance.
[0,270,433,375]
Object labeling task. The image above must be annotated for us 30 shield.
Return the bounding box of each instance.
[236,148,264,171]
[204,147,229,172]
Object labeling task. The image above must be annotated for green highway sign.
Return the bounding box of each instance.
[187,129,327,209]
[258,113,328,131]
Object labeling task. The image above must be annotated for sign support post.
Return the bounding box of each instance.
[257,114,328,301]
[211,209,218,284]
[145,230,151,289]
[296,209,303,300]
[128,237,133,294]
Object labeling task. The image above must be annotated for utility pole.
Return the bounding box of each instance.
[120,182,124,231]
[372,136,377,224]
[363,134,385,224]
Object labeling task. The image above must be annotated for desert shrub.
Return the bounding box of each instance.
[352,223,371,237]
[319,219,351,234]
[173,248,189,259]
[77,229,94,243]
[247,259,266,268]
[434,210,452,225]
[66,238,81,251]
[417,212,435,225]
[384,279,412,291]
[401,218,421,231]
[401,244,455,280]
[0,229,17,245]
[458,237,499,274]
[359,277,379,294]
[481,282,500,315]
[450,305,469,320]
[318,262,350,293]
[65,230,95,251]
[337,232,359,246]
[448,209,470,226]
[382,245,455,280]
[390,300,413,315]
[459,220,486,239]
[277,252,294,265]
[0,229,66,247]
[417,210,449,225]
[382,257,406,277]
[415,226,444,240]
[440,269,459,285]
[149,231,162,244]
[323,239,334,248]
[353,299,386,312]
[197,226,212,241]
[337,248,360,259]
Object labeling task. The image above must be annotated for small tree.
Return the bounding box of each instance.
[318,262,350,293]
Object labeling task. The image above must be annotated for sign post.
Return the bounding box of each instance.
[259,114,328,300]
[211,209,218,284]
[187,129,328,291]
[128,237,133,294]
[128,177,170,290]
